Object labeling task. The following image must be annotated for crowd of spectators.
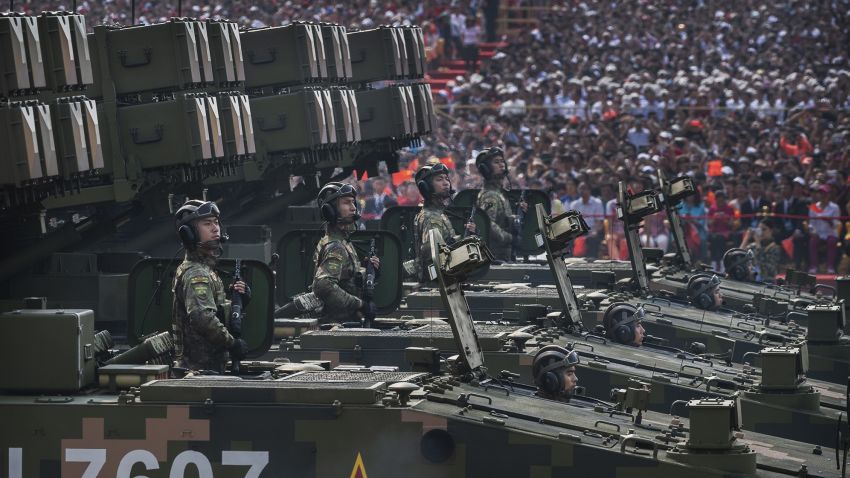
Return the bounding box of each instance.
[412,0,850,278]
[18,0,850,277]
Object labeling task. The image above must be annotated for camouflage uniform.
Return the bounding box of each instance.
[414,202,459,282]
[476,183,514,260]
[312,228,364,323]
[748,240,782,283]
[172,250,234,372]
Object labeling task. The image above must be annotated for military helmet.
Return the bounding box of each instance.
[722,248,753,281]
[475,147,504,179]
[602,302,645,344]
[415,162,451,199]
[532,345,579,396]
[174,200,222,249]
[688,274,722,309]
[317,182,360,223]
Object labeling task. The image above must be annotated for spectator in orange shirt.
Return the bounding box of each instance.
[780,130,813,159]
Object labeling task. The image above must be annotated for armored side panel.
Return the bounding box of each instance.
[392,26,410,78]
[215,92,255,158]
[309,23,328,80]
[117,93,219,168]
[127,258,275,355]
[0,15,47,94]
[411,83,435,134]
[31,102,62,177]
[320,89,337,144]
[356,86,411,141]
[204,95,225,159]
[401,26,426,78]
[241,23,320,88]
[0,308,95,392]
[206,20,245,86]
[192,21,214,85]
[275,230,403,313]
[400,85,417,135]
[321,24,351,82]
[347,27,402,83]
[0,104,43,185]
[105,20,209,95]
[51,97,103,176]
[37,13,93,90]
[330,88,355,143]
[346,88,361,141]
[250,89,327,153]
[453,188,552,256]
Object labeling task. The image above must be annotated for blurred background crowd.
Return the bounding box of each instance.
[20,0,850,277]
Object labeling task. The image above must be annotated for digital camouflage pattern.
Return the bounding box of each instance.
[747,241,782,283]
[171,250,234,372]
[312,228,364,323]
[414,203,457,282]
[476,183,514,260]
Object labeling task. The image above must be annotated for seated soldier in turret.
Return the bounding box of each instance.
[532,345,579,401]
[687,274,723,311]
[722,248,755,282]
[602,303,647,347]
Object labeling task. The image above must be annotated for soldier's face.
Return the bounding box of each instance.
[432,173,451,197]
[561,366,578,395]
[632,321,646,347]
[711,287,723,309]
[195,217,220,243]
[489,156,506,177]
[337,196,358,221]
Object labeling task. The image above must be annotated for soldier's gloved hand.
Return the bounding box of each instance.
[359,299,377,317]
[229,338,248,360]
[231,281,252,307]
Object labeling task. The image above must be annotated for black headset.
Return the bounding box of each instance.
[722,248,753,281]
[416,162,451,200]
[475,147,503,179]
[603,303,644,345]
[318,182,360,223]
[533,345,579,396]
[688,274,721,310]
[175,200,224,250]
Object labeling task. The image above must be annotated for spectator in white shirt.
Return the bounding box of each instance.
[808,185,839,274]
[570,182,605,258]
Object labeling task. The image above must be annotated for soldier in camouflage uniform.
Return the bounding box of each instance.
[475,147,527,261]
[740,220,782,283]
[413,162,475,282]
[172,200,249,372]
[313,182,380,323]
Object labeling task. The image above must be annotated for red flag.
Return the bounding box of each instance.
[781,237,794,259]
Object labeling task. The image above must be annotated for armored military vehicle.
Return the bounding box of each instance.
[648,172,846,317]
[380,200,849,386]
[273,212,850,447]
[2,229,843,478]
[0,13,436,342]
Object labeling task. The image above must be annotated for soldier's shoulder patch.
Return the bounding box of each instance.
[190,281,211,300]
[323,256,343,275]
[480,199,498,209]
[190,276,210,285]
[426,217,445,229]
